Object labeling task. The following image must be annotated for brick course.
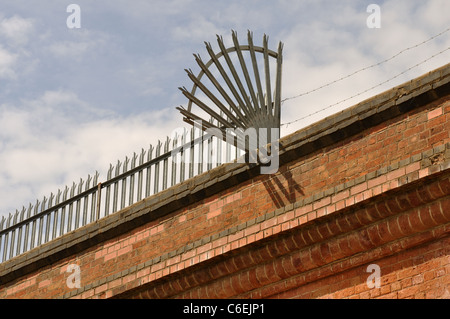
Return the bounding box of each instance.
[1,63,450,299]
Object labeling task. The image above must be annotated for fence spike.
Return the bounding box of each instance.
[70,182,76,198]
[41,196,47,212]
[63,186,69,200]
[86,174,92,190]
[48,193,54,209]
[107,163,114,180]
[13,210,19,225]
[55,189,62,205]
[131,154,135,165]
[115,160,122,177]
[6,213,12,228]
[78,178,84,194]
[20,207,26,221]
[94,171,99,185]
[125,156,130,172]
[33,199,40,215]
[26,203,32,218]
[0,216,4,231]
[139,148,146,165]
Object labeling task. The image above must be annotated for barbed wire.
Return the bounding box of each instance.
[280,26,450,105]
[281,45,450,128]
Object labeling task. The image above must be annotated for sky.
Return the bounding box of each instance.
[0,0,449,218]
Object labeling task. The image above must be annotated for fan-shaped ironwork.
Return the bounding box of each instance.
[177,30,283,138]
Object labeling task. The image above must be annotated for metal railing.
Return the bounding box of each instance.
[0,126,245,263]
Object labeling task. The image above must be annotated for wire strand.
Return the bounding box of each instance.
[281,26,450,104]
[281,45,450,128]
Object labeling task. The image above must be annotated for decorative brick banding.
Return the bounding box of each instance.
[1,63,450,299]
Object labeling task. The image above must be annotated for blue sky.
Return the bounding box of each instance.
[0,0,449,217]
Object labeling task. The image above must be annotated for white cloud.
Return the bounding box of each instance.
[1,0,450,219]
[0,46,17,79]
[46,29,111,61]
[0,90,181,217]
[0,15,34,47]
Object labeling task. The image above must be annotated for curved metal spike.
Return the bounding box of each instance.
[33,199,40,215]
[86,174,92,190]
[13,210,19,225]
[48,193,55,209]
[124,156,130,172]
[20,206,26,221]
[6,213,12,228]
[55,189,62,205]
[0,216,4,230]
[78,178,84,194]
[63,186,69,200]
[41,196,47,211]
[70,182,76,197]
[26,203,33,218]
[139,148,146,165]
[115,160,122,176]
[131,152,137,168]
[94,171,99,185]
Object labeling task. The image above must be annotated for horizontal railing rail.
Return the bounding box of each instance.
[0,126,246,263]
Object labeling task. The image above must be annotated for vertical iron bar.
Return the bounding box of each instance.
[121,157,129,210]
[128,153,137,205]
[30,200,39,249]
[145,145,154,197]
[82,176,91,227]
[154,141,161,194]
[67,183,76,232]
[112,160,121,214]
[24,204,32,252]
[45,193,54,243]
[263,34,273,116]
[96,182,102,221]
[9,212,18,260]
[91,172,99,223]
[128,154,137,206]
[37,197,47,246]
[198,128,203,175]
[60,186,69,236]
[16,207,25,256]
[180,129,186,182]
[137,149,145,201]
[217,129,222,166]
[53,190,62,239]
[189,128,195,178]
[75,180,83,230]
[2,214,11,262]
[162,137,169,190]
[171,133,178,187]
[105,164,113,216]
[273,41,283,128]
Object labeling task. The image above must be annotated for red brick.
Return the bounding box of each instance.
[427,107,442,120]
[350,182,368,195]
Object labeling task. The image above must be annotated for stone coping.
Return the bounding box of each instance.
[1,62,450,285]
[61,143,450,298]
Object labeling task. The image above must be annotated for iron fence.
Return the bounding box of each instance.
[0,126,245,263]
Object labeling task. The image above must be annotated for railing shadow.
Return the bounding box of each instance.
[263,169,304,209]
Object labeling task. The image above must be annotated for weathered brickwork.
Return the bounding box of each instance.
[1,63,449,299]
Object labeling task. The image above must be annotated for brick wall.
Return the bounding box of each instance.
[1,63,449,299]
